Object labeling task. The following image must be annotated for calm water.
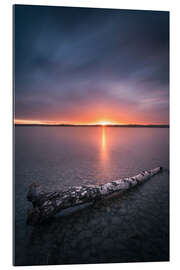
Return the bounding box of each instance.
[14,127,169,265]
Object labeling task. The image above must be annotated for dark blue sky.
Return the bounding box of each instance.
[14,5,169,124]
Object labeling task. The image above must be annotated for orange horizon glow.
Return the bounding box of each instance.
[14,119,125,125]
[96,121,119,126]
[14,118,169,126]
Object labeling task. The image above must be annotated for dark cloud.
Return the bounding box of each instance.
[14,5,169,124]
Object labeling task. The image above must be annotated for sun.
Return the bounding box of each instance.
[98,121,114,126]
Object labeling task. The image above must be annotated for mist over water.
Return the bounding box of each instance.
[14,127,169,265]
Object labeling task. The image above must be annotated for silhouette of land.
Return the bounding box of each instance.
[15,123,169,128]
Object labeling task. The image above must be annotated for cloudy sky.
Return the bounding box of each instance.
[14,5,169,125]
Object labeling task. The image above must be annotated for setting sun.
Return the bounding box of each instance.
[97,121,115,126]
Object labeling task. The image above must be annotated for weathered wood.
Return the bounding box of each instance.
[27,167,162,225]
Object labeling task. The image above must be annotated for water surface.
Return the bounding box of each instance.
[14,127,169,265]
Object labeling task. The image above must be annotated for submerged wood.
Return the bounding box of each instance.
[27,167,162,225]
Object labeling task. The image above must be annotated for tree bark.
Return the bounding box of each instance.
[27,167,162,225]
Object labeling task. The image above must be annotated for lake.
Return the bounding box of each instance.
[14,126,169,265]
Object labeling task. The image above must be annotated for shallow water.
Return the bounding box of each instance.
[14,127,169,265]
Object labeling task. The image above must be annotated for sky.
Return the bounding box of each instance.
[14,5,169,125]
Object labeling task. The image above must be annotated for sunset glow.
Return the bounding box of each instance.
[14,119,168,126]
[14,119,119,125]
[97,121,116,126]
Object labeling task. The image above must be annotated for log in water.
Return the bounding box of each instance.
[27,167,162,225]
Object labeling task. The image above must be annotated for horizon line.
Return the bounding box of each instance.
[14,123,169,127]
[14,119,169,126]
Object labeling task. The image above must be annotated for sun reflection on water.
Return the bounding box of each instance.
[101,126,107,161]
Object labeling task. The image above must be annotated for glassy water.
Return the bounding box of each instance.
[14,127,169,265]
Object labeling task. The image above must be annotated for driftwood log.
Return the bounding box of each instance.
[27,167,162,225]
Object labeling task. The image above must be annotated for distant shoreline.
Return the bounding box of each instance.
[15,124,169,128]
